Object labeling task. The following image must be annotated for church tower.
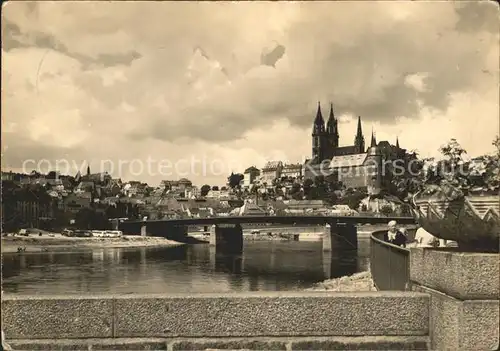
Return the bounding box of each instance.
[326,103,339,159]
[354,116,365,153]
[312,102,327,162]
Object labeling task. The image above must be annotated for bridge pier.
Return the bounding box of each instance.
[140,223,147,237]
[322,223,358,252]
[110,219,120,230]
[209,224,243,254]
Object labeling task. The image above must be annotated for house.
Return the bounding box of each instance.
[75,181,96,194]
[159,179,193,192]
[281,163,302,179]
[232,200,267,216]
[123,181,149,197]
[64,193,92,214]
[88,172,112,185]
[260,161,283,187]
[242,166,260,188]
[185,186,200,199]
[104,179,122,196]
[12,188,58,228]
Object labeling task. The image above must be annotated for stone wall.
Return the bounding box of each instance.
[410,248,500,350]
[2,292,430,350]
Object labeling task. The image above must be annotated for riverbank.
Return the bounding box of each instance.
[308,271,376,292]
[1,234,184,253]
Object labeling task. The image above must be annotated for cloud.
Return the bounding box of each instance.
[1,1,498,186]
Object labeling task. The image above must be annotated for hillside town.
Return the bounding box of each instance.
[3,103,496,234]
[2,105,423,232]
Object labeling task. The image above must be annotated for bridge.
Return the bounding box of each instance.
[118,215,416,253]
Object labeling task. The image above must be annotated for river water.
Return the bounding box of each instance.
[2,239,370,295]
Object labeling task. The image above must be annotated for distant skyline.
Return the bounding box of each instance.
[2,1,499,186]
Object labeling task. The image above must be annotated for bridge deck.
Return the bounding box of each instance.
[122,215,416,226]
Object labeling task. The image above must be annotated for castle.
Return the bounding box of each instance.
[307,102,407,194]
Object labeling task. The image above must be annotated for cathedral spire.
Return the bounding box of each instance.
[326,103,336,133]
[371,128,377,147]
[86,162,91,176]
[396,136,400,149]
[354,116,365,153]
[314,101,324,125]
[312,101,325,134]
[356,116,363,136]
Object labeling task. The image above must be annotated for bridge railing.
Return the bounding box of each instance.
[370,230,411,291]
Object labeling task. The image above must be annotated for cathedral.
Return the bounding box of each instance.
[307,102,408,194]
[312,102,367,162]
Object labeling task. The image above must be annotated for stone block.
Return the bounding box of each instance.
[410,248,499,300]
[7,338,169,350]
[289,336,429,350]
[113,292,429,338]
[2,296,113,339]
[171,338,287,350]
[6,337,430,351]
[413,284,500,350]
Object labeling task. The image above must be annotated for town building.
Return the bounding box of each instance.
[281,163,302,179]
[260,161,283,187]
[64,193,93,214]
[242,166,260,188]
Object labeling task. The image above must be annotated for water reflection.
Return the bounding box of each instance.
[2,240,371,295]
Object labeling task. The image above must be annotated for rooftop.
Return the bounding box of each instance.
[330,153,367,168]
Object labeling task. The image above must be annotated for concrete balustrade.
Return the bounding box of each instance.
[2,292,430,350]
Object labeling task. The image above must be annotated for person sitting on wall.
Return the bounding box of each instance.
[384,220,407,247]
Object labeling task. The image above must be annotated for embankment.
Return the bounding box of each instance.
[308,271,376,292]
[1,234,184,253]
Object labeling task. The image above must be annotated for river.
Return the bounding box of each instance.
[2,238,370,295]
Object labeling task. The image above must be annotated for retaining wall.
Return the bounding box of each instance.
[2,291,430,350]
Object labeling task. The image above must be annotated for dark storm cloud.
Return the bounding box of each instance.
[3,1,498,151]
[261,44,286,67]
[455,1,499,33]
[129,1,497,145]
[2,18,141,68]
[1,133,81,171]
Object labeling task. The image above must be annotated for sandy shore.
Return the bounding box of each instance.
[1,233,184,253]
[307,271,376,292]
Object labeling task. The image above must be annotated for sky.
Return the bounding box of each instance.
[2,1,499,187]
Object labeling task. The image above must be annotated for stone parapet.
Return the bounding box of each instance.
[412,284,499,350]
[2,292,429,341]
[410,248,499,300]
[410,248,500,350]
[2,296,114,339]
[6,336,430,350]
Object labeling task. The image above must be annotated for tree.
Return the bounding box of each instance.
[211,186,219,191]
[200,184,211,196]
[75,208,94,229]
[338,188,366,211]
[379,204,393,217]
[303,178,314,199]
[289,183,301,195]
[227,173,244,188]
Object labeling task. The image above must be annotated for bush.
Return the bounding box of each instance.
[379,204,393,217]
